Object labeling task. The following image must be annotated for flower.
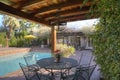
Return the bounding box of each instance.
[54,50,61,57]
[54,50,60,54]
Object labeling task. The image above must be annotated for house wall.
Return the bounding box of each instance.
[86,37,93,49]
[57,36,93,50]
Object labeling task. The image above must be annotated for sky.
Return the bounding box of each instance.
[67,18,99,30]
[0,15,3,26]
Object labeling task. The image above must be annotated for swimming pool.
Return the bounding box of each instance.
[0,52,51,76]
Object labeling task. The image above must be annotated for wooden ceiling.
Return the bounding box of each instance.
[0,0,96,27]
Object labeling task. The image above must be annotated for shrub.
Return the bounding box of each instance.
[17,37,25,47]
[9,36,25,47]
[9,36,17,47]
[56,44,75,57]
[0,32,6,47]
[90,0,120,79]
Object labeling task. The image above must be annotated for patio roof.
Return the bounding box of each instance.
[0,0,97,27]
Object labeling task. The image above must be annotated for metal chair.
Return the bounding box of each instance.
[61,64,96,80]
[24,54,40,71]
[24,54,37,66]
[19,63,53,80]
[69,52,93,75]
[24,55,55,80]
[19,63,40,80]
[77,52,93,68]
[76,64,97,80]
[61,68,85,80]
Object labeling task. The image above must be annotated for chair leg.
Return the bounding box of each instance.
[36,72,41,80]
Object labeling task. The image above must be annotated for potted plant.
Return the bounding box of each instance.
[54,50,61,63]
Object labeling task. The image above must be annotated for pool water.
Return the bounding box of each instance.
[0,52,51,76]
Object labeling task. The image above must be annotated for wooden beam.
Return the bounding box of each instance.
[50,14,98,24]
[0,2,51,26]
[58,15,97,23]
[31,0,86,15]
[0,0,13,5]
[20,0,44,8]
[57,32,84,36]
[49,14,88,22]
[45,11,88,21]
[51,26,57,54]
[40,6,90,19]
[45,11,89,21]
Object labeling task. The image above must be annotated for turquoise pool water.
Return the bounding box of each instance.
[0,52,51,76]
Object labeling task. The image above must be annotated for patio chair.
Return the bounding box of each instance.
[61,64,96,80]
[24,54,40,71]
[77,52,93,68]
[19,63,40,80]
[69,52,93,74]
[61,68,85,80]
[77,52,84,67]
[24,54,37,65]
[77,64,97,80]
[19,63,53,80]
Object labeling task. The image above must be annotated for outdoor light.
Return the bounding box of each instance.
[56,24,66,31]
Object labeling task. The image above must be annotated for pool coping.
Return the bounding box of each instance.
[0,47,31,56]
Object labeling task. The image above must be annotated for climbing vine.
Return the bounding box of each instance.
[89,0,120,79]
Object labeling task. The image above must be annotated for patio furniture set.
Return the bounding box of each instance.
[19,53,96,80]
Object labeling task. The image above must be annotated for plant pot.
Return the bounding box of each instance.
[55,54,61,63]
[56,57,60,63]
[41,45,44,48]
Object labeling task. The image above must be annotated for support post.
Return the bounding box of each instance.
[51,26,57,54]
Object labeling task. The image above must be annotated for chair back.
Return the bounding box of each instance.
[78,52,84,66]
[24,54,37,66]
[78,65,96,80]
[19,63,40,80]
[78,53,93,67]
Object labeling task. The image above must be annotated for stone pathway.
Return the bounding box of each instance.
[0,47,100,80]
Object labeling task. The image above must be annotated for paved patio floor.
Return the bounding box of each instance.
[0,47,100,80]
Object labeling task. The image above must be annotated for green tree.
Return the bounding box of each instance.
[38,26,51,39]
[17,20,29,38]
[37,26,51,45]
[2,15,20,47]
[18,19,40,36]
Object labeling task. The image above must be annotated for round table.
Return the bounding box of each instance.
[36,57,78,70]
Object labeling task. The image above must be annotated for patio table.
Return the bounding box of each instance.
[36,57,78,80]
[36,57,78,70]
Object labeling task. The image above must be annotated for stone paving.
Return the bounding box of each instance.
[0,47,100,80]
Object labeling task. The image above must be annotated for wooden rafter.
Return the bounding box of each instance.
[39,6,90,19]
[49,13,88,21]
[0,2,51,26]
[30,0,86,15]
[57,32,84,36]
[0,0,96,26]
[20,0,45,8]
[50,14,96,24]
[45,11,89,21]
[59,15,97,23]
